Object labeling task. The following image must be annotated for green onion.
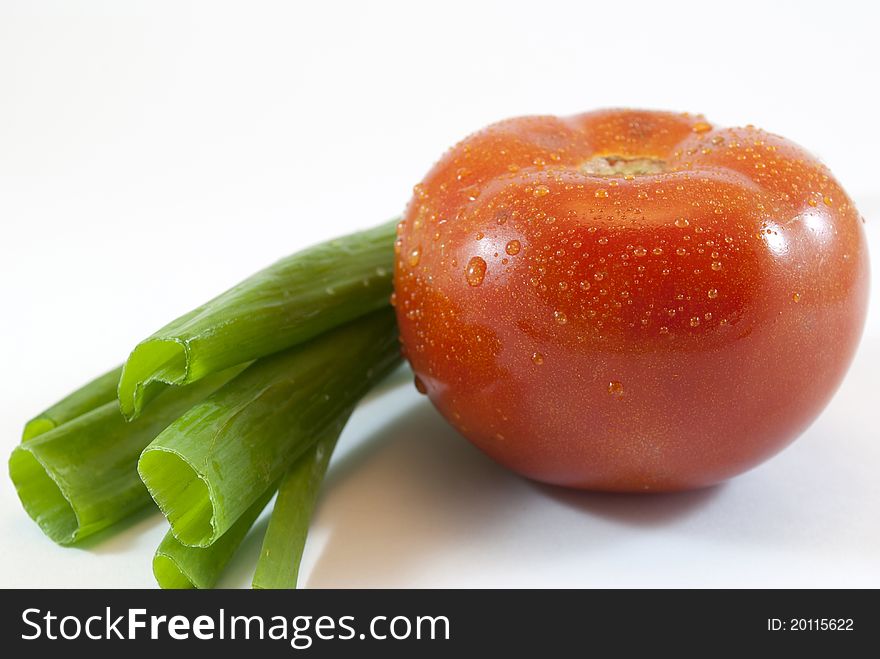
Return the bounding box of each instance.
[22,366,122,441]
[118,219,397,420]
[252,420,344,589]
[138,309,400,548]
[153,484,276,589]
[154,415,349,589]
[8,368,241,545]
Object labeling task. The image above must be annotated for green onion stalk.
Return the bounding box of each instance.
[153,419,347,589]
[152,484,277,589]
[118,219,398,420]
[252,424,343,589]
[11,220,403,589]
[9,367,243,545]
[138,309,400,548]
[22,366,122,441]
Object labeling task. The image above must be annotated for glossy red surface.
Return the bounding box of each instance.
[394,109,869,491]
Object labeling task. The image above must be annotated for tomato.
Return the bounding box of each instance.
[393,109,869,492]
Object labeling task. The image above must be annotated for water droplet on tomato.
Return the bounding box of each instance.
[633,247,647,257]
[792,292,801,302]
[608,381,624,396]
[413,375,427,395]
[711,261,722,271]
[408,247,421,267]
[595,189,609,198]
[533,184,550,197]
[674,217,690,228]
[690,316,701,327]
[707,288,719,299]
[531,352,544,365]
[465,256,487,286]
[554,310,568,325]
[692,121,711,133]
[505,240,521,255]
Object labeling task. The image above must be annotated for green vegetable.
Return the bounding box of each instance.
[154,417,347,589]
[8,368,241,545]
[153,484,276,589]
[138,309,400,548]
[252,420,344,589]
[118,219,397,420]
[22,366,122,441]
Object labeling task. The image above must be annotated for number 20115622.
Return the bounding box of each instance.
[768,619,854,631]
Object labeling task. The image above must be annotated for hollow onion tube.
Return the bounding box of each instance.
[118,219,397,420]
[8,368,241,545]
[22,366,122,441]
[138,309,399,547]
[252,420,345,589]
[153,415,349,589]
[153,484,276,589]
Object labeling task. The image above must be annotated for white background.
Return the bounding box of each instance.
[1,0,878,588]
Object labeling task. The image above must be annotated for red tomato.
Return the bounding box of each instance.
[394,109,869,491]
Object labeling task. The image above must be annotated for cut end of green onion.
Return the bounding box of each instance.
[152,483,277,589]
[118,339,189,420]
[8,447,80,545]
[21,417,57,442]
[22,365,124,442]
[153,553,197,589]
[118,220,397,421]
[138,447,215,547]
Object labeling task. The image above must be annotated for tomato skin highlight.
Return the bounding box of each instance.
[394,109,869,492]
